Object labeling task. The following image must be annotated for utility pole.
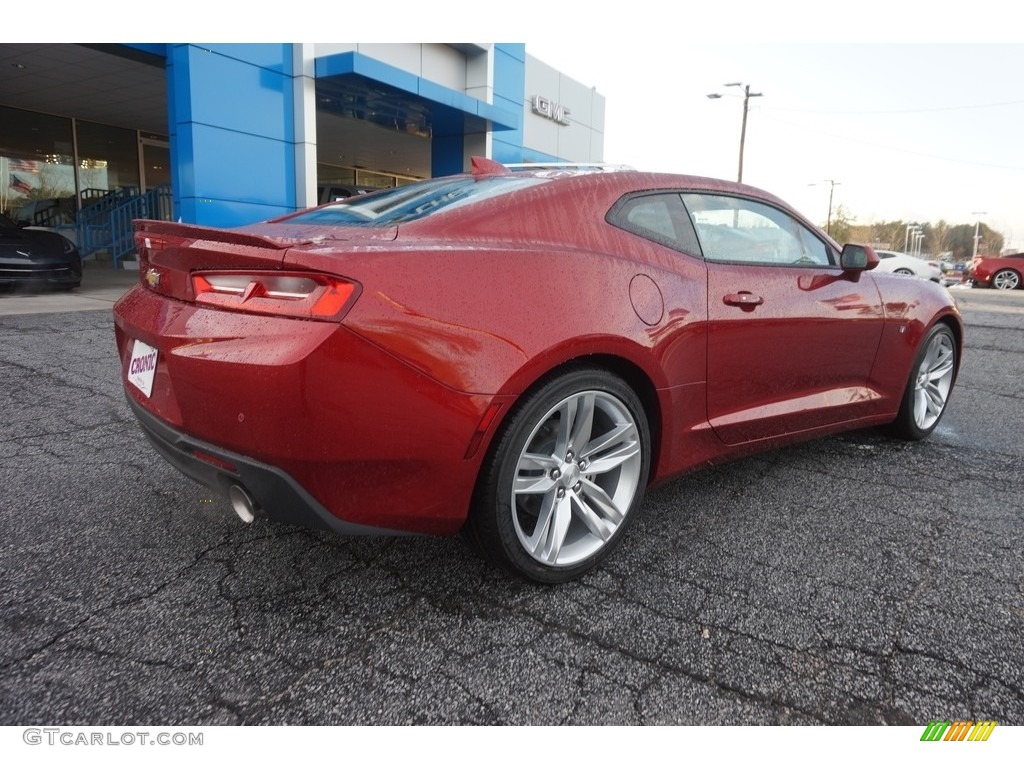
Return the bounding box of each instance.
[809,180,841,235]
[707,83,763,183]
[971,211,987,260]
[735,84,762,183]
[824,180,839,236]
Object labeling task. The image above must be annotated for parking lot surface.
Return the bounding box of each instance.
[1,282,1022,725]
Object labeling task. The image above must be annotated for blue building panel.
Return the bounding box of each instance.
[495,43,525,64]
[169,45,294,142]
[316,51,518,132]
[192,43,292,74]
[491,137,524,165]
[158,42,576,226]
[187,125,295,207]
[432,134,464,177]
[493,93,522,113]
[316,52,420,95]
[478,103,519,131]
[493,45,525,107]
[491,95,522,127]
[167,43,298,227]
[492,45,526,164]
[418,78,477,115]
[177,198,295,229]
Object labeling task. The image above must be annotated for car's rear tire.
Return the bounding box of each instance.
[887,324,957,441]
[894,268,914,276]
[992,269,1020,290]
[467,368,651,583]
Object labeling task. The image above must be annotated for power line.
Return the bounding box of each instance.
[763,98,1024,116]
[758,113,1024,172]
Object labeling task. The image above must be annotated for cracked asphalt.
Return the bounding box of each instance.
[1,286,1022,725]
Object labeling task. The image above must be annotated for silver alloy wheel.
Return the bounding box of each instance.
[510,390,643,567]
[913,330,956,430]
[992,269,1020,290]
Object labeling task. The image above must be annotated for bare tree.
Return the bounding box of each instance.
[929,220,953,258]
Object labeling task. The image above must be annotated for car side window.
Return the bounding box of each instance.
[606,193,702,256]
[681,193,835,267]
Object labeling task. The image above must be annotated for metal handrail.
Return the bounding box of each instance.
[75,184,173,265]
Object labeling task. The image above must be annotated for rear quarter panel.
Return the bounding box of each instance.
[284,205,713,483]
[285,172,715,399]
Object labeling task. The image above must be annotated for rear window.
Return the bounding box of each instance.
[288,175,549,227]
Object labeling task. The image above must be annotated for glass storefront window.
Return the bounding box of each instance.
[316,162,419,192]
[316,164,357,187]
[1,105,170,225]
[75,120,141,198]
[0,105,75,222]
[140,134,171,191]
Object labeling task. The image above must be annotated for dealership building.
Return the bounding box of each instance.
[0,43,605,261]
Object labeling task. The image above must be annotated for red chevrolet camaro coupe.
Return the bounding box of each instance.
[113,158,963,582]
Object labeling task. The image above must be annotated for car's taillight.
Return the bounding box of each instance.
[191,271,360,320]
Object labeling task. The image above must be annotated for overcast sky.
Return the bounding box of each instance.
[44,2,1024,251]
[527,40,1024,252]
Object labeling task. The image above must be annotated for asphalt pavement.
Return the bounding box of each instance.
[0,281,1021,725]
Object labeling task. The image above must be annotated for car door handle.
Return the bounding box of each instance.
[723,292,764,309]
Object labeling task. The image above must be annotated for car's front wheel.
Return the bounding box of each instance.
[468,369,650,583]
[894,268,914,276]
[992,269,1020,290]
[887,324,957,441]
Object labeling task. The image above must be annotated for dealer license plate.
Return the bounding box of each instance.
[127,339,158,398]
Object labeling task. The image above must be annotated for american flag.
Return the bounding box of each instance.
[9,158,40,173]
[9,174,33,194]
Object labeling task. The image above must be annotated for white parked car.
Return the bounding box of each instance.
[874,250,943,283]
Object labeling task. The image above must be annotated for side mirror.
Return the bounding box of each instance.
[840,243,879,271]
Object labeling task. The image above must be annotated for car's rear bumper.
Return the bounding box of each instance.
[113,284,496,536]
[126,395,409,536]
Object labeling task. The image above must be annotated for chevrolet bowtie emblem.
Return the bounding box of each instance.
[145,268,162,288]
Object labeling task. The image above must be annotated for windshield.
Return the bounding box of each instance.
[288,175,549,227]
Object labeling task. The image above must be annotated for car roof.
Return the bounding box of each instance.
[473,167,795,215]
[470,155,774,197]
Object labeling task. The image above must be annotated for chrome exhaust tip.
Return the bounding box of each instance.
[228,485,256,524]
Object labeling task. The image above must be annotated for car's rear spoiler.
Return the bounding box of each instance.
[134,219,308,249]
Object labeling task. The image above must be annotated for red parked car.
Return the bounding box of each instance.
[113,159,963,582]
[966,253,1024,290]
